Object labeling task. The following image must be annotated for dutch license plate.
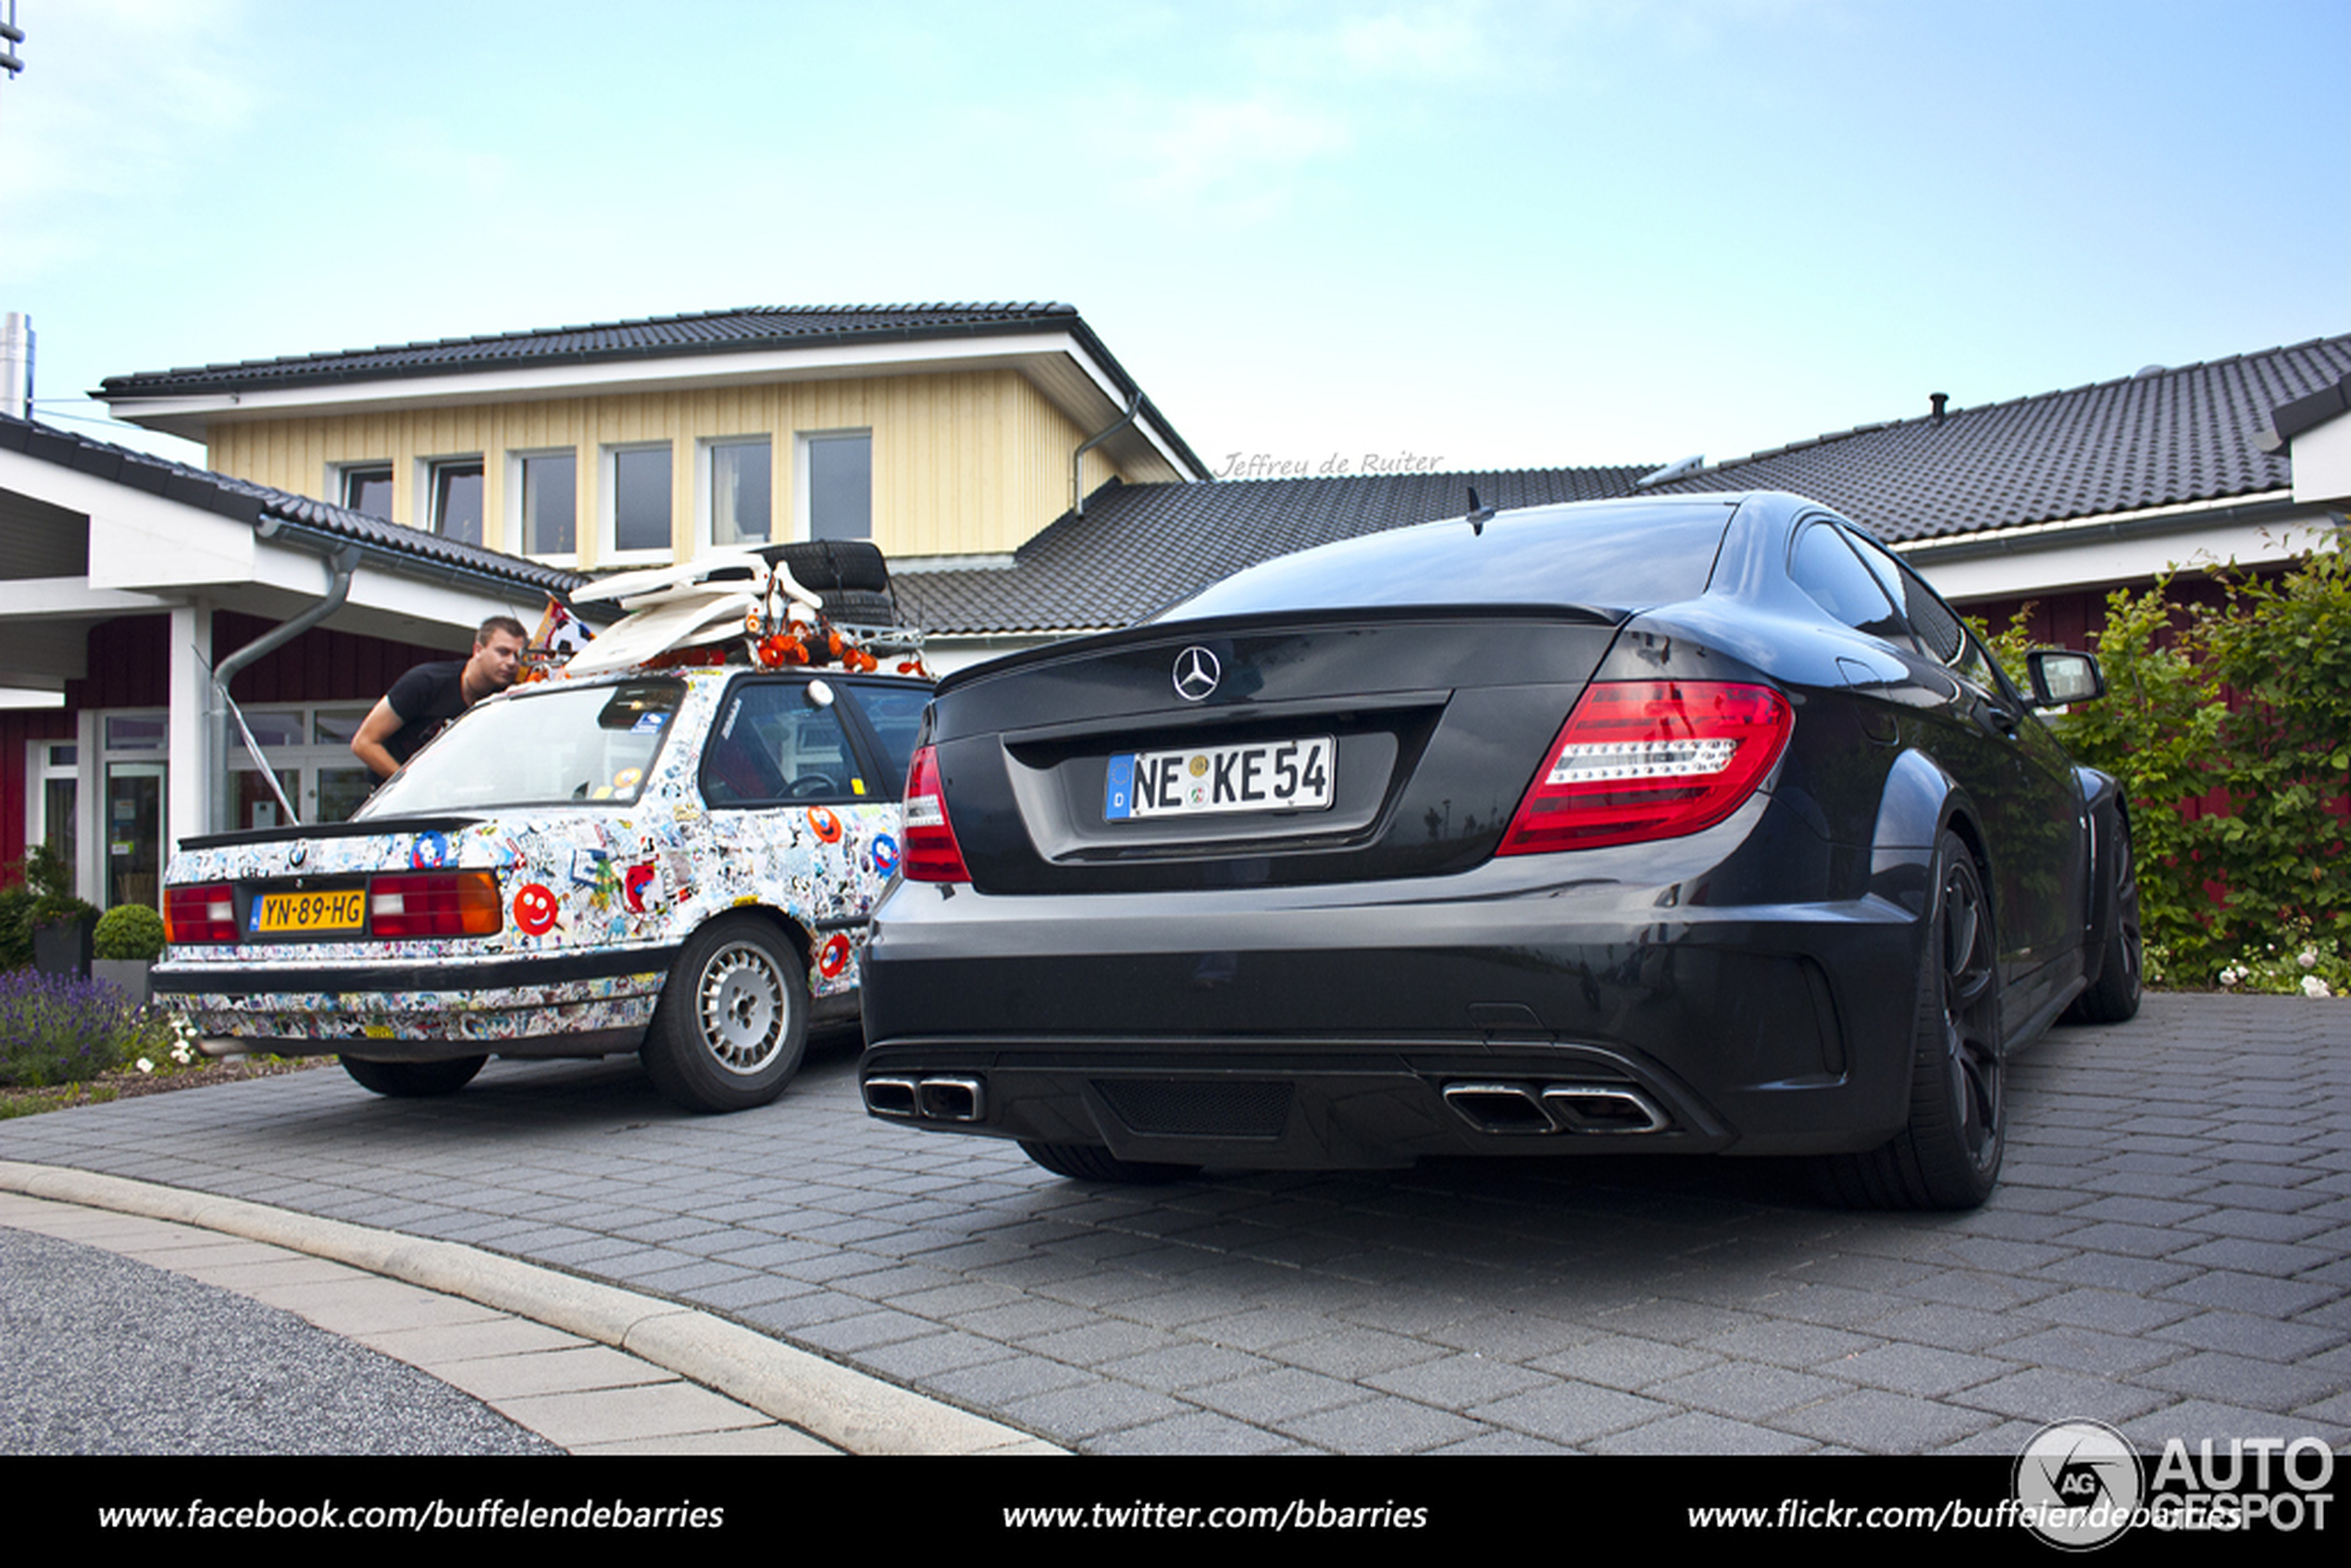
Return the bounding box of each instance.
[253,888,367,936]
[1106,736,1335,820]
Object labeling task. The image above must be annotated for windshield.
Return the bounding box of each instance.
[358,679,686,815]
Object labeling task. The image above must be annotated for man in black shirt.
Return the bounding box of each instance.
[351,616,529,779]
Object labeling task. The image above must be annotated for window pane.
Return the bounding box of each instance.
[808,433,870,542]
[613,447,672,553]
[432,459,485,545]
[234,768,299,830]
[313,707,370,746]
[521,452,577,555]
[342,466,393,518]
[105,715,167,750]
[237,710,307,749]
[42,777,76,884]
[711,440,772,546]
[702,684,862,805]
[315,767,375,824]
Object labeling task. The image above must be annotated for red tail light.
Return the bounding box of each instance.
[1499,680,1794,854]
[369,871,503,938]
[902,745,971,883]
[165,882,239,944]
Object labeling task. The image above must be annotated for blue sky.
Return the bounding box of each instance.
[6,0,2346,477]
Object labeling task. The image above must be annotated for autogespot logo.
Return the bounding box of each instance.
[2015,1419,2145,1550]
[1172,646,1222,702]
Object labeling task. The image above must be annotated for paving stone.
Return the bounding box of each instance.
[3,993,2345,1459]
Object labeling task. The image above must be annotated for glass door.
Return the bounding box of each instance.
[105,761,166,909]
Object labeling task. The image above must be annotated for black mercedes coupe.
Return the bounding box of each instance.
[858,492,2141,1209]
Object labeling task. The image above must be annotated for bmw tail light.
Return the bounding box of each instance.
[1499,681,1795,854]
[165,882,239,944]
[369,871,503,938]
[902,745,971,883]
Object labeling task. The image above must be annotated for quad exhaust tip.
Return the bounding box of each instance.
[1443,1080,1671,1137]
[865,1075,985,1124]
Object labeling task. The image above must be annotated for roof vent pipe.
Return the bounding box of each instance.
[1930,392,1948,426]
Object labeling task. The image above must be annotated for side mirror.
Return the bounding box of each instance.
[2025,649,2105,708]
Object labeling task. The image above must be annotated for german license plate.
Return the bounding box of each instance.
[1106,736,1334,820]
[253,888,367,936]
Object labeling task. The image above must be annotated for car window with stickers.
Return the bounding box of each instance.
[703,682,867,806]
[358,679,684,815]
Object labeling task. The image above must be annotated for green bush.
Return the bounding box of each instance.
[0,885,32,971]
[93,902,167,961]
[1984,540,2351,993]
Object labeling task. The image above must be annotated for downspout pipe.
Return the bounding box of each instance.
[1072,392,1142,516]
[205,531,362,831]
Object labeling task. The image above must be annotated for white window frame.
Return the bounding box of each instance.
[331,460,395,520]
[97,708,169,911]
[509,447,580,565]
[698,433,776,552]
[25,730,86,902]
[601,442,676,565]
[795,428,872,543]
[420,454,487,544]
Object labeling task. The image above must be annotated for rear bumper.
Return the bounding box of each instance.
[153,945,678,1060]
[859,856,1932,1166]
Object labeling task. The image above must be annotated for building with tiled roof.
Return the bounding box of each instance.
[96,303,1206,574]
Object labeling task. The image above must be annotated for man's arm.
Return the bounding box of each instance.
[352,695,404,779]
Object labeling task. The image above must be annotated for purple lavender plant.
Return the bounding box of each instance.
[0,969,144,1087]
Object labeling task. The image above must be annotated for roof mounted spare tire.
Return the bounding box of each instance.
[758,540,891,590]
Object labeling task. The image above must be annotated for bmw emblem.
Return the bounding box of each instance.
[288,841,308,868]
[1173,646,1222,702]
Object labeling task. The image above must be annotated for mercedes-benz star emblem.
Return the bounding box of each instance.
[1173,646,1222,702]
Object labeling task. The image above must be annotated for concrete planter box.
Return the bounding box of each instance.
[92,957,153,1009]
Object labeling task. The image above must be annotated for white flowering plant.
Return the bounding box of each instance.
[2212,927,2346,998]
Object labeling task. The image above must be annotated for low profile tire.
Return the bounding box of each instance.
[2063,818,2143,1025]
[1819,829,2005,1211]
[1020,1141,1197,1185]
[641,915,808,1114]
[341,1055,486,1098]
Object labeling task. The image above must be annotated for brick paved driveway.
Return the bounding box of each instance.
[3,994,2344,1454]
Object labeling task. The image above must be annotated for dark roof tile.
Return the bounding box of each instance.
[1643,334,2351,542]
[99,302,1086,397]
[897,465,1651,636]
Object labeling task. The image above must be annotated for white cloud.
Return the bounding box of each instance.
[1336,7,1495,79]
[1124,92,1352,218]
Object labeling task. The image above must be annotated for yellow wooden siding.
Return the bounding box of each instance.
[206,370,1136,567]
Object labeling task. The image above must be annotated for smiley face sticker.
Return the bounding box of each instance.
[410,830,450,869]
[817,931,852,979]
[512,883,560,936]
[807,806,842,844]
[871,834,900,877]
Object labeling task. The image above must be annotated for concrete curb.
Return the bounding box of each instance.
[0,1159,1062,1458]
